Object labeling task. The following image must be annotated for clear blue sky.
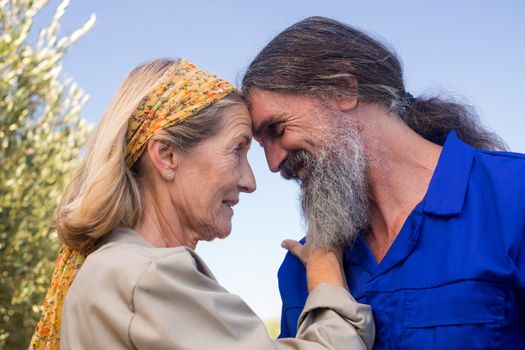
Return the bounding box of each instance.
[35,0,525,320]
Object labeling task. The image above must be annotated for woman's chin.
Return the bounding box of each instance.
[216,228,232,240]
[200,225,232,242]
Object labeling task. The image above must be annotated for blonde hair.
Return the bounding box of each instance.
[55,59,245,251]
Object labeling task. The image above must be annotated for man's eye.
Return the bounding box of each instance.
[269,122,286,137]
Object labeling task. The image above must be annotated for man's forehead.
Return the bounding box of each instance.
[247,90,282,123]
[248,89,295,109]
[247,89,320,135]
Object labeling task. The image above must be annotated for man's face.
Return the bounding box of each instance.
[248,88,330,179]
[248,88,369,248]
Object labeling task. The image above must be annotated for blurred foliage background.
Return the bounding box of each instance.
[0,0,94,347]
[264,318,281,339]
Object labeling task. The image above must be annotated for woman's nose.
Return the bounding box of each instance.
[239,159,256,193]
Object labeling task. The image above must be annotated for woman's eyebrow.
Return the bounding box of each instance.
[240,135,251,146]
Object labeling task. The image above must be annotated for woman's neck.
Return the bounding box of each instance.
[134,186,198,250]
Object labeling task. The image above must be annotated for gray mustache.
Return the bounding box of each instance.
[280,150,311,180]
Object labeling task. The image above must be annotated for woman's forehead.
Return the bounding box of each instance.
[220,106,252,134]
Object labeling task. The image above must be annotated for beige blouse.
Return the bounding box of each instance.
[61,227,374,349]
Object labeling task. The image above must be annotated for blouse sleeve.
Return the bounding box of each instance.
[129,250,374,350]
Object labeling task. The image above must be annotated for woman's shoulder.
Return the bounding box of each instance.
[94,231,187,262]
[69,227,209,299]
[62,229,215,348]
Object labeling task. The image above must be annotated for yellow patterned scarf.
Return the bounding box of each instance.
[28,247,87,350]
[29,59,235,349]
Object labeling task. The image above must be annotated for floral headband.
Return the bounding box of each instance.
[125,59,235,166]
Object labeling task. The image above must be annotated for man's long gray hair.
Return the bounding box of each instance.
[243,16,506,151]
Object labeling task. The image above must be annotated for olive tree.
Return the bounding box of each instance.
[0,0,94,347]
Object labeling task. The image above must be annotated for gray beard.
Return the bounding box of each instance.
[281,125,369,249]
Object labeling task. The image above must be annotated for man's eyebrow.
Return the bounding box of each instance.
[253,114,285,138]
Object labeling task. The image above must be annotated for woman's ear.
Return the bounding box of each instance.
[146,140,177,181]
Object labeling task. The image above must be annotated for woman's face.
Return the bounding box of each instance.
[171,105,256,242]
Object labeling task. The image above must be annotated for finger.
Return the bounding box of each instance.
[281,239,305,262]
[281,239,301,250]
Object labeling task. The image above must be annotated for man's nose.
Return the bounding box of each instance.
[263,141,289,173]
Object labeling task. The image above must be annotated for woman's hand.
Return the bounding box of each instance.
[282,239,348,292]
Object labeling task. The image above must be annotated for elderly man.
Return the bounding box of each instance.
[242,16,525,349]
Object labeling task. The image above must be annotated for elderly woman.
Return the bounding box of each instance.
[29,59,374,350]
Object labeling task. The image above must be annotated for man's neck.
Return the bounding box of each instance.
[356,106,442,263]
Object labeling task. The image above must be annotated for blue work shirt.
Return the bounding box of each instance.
[277,131,525,349]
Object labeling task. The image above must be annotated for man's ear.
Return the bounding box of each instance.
[335,77,358,112]
[335,94,358,112]
[146,140,177,180]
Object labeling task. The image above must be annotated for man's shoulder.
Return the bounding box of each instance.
[278,246,306,280]
[277,236,307,276]
[277,238,309,305]
[477,148,525,161]
[473,148,525,179]
[469,148,525,212]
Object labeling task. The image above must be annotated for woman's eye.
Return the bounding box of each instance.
[234,145,244,156]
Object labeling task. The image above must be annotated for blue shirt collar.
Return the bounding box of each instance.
[422,131,475,216]
[344,131,476,278]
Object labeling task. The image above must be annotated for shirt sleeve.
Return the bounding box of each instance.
[128,251,374,350]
